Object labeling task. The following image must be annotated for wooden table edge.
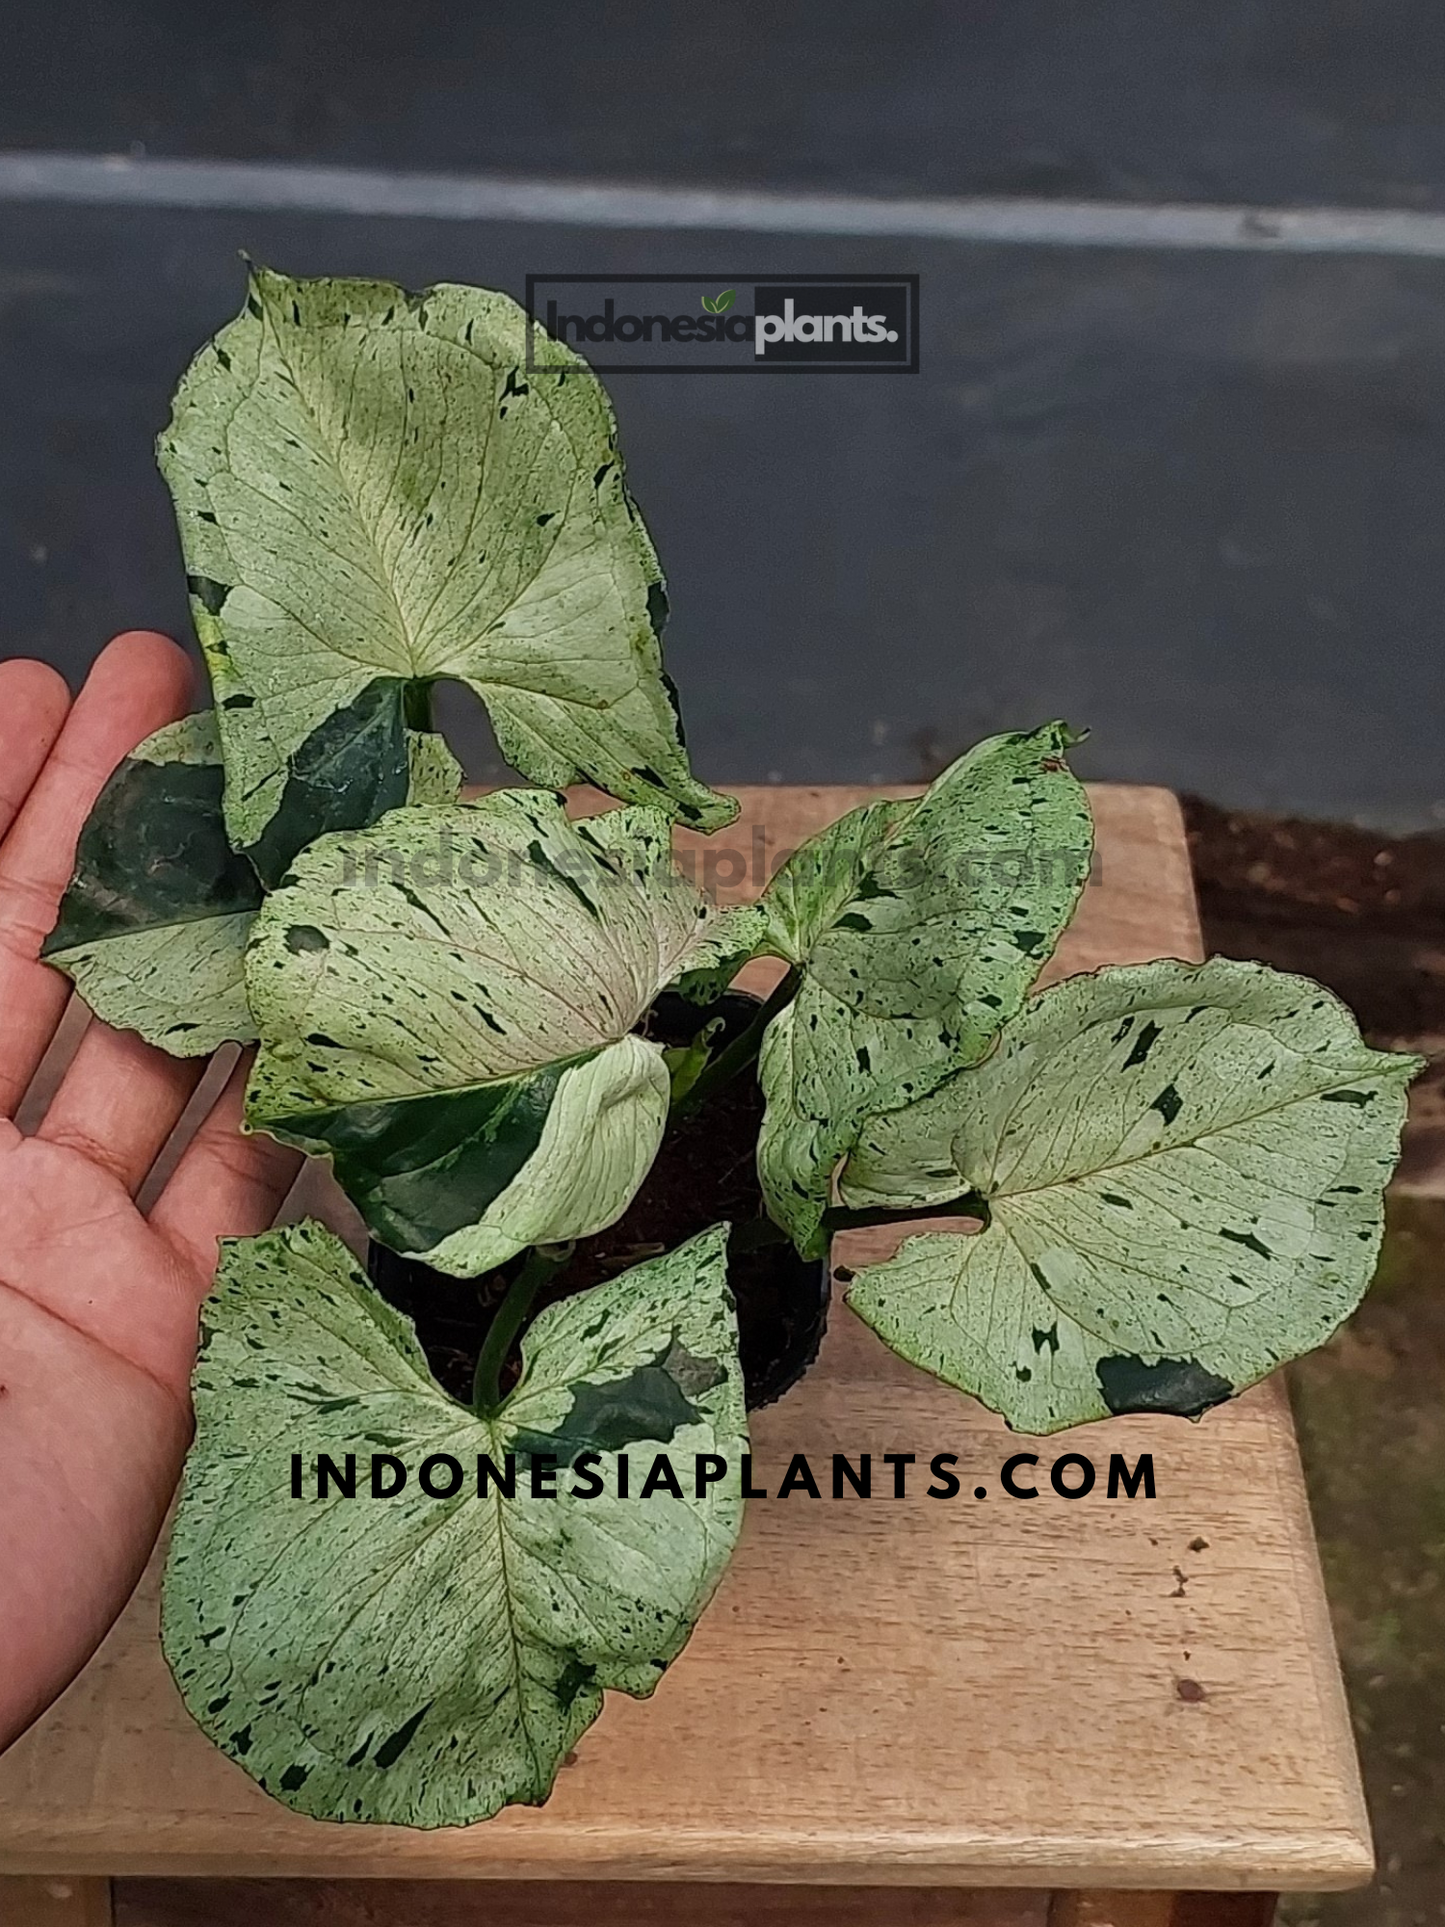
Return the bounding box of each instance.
[0,1825,1377,1890]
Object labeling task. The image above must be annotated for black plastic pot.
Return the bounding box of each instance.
[365,989,829,1412]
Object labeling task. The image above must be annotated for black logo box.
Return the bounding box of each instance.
[524,274,919,374]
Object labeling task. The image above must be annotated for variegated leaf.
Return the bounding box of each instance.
[160,268,735,863]
[42,713,262,1054]
[757,726,1093,1256]
[162,1220,746,1825]
[841,959,1423,1432]
[244,791,738,1272]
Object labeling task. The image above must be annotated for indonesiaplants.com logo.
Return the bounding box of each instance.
[525,275,919,373]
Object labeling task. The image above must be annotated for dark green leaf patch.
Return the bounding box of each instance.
[242,680,412,889]
[261,1062,575,1256]
[1218,1227,1273,1260]
[1096,1354,1233,1419]
[186,573,229,617]
[41,713,264,1054]
[1121,1019,1162,1069]
[44,752,261,956]
[372,1704,433,1769]
[513,1336,718,1467]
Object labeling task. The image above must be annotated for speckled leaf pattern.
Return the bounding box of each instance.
[672,902,769,1005]
[234,677,415,891]
[404,729,464,805]
[243,791,735,1270]
[159,268,735,855]
[756,726,1093,1257]
[162,1220,746,1826]
[42,713,263,1055]
[841,959,1423,1433]
[758,978,968,1259]
[758,795,917,966]
[44,711,467,1059]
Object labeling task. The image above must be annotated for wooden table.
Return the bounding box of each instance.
[0,786,1372,1927]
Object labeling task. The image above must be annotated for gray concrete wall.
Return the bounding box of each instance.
[2,1,1442,825]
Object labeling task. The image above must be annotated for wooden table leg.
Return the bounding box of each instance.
[0,1883,1285,1926]
[1050,1895,1278,1927]
[1171,1900,1278,1927]
[0,1880,113,1927]
[101,1883,1064,1925]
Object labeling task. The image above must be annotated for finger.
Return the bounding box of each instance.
[35,1021,207,1196]
[0,658,70,840]
[149,1054,303,1285]
[0,633,194,1118]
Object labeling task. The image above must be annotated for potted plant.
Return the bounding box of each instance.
[44,268,1423,1829]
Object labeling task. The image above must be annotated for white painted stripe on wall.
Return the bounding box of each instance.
[4,151,1445,257]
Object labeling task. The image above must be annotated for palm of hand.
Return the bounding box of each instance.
[0,635,297,1750]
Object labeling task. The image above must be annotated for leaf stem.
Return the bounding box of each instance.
[727,1215,793,1254]
[673,966,801,1119]
[471,1242,574,1416]
[403,678,434,732]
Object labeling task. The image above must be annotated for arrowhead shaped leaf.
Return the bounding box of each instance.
[756,726,1093,1255]
[159,268,736,859]
[162,1219,746,1825]
[841,959,1423,1432]
[244,791,742,1271]
[42,713,263,1054]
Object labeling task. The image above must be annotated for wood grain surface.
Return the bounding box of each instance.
[0,787,1371,1893]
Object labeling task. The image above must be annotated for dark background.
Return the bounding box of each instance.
[3,0,1443,824]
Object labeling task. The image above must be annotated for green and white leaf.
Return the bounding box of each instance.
[42,709,465,1057]
[244,790,736,1272]
[160,267,735,860]
[333,1034,671,1277]
[162,1219,746,1826]
[758,978,970,1259]
[404,728,464,805]
[756,726,1093,1257]
[42,713,263,1055]
[841,959,1423,1433]
[229,677,416,890]
[758,795,917,965]
[671,901,769,1003]
[240,690,468,888]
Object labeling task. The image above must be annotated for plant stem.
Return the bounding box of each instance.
[403,678,434,731]
[821,1191,992,1235]
[727,1215,793,1254]
[673,966,801,1119]
[471,1242,574,1416]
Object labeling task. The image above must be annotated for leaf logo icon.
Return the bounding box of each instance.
[701,289,736,314]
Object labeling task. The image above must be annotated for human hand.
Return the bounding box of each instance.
[0,633,299,1749]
